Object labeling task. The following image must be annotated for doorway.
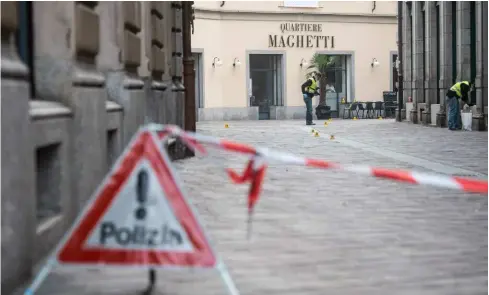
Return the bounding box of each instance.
[391,53,399,92]
[192,52,204,120]
[249,54,284,120]
[321,55,349,117]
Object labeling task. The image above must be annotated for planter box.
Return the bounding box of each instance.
[405,102,413,122]
[430,104,440,126]
[315,105,331,120]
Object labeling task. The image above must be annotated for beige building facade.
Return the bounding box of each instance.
[192,1,398,120]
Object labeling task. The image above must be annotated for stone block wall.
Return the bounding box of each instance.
[1,2,188,294]
[411,1,424,122]
[1,3,34,292]
[400,1,488,131]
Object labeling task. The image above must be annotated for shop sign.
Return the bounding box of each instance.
[268,23,335,49]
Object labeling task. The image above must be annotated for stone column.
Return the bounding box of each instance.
[436,2,453,127]
[182,1,196,133]
[168,1,187,159]
[148,2,168,125]
[172,1,186,128]
[456,2,471,81]
[71,2,108,210]
[34,1,108,211]
[483,1,488,128]
[1,2,35,293]
[423,1,437,125]
[410,1,424,123]
[472,1,486,130]
[402,1,412,119]
[138,2,152,124]
[159,2,178,125]
[106,1,146,147]
[97,2,124,164]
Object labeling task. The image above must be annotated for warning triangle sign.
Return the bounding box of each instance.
[56,129,216,268]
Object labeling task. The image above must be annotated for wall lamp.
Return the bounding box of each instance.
[212,57,223,67]
[233,58,241,67]
[300,58,309,68]
[371,58,380,68]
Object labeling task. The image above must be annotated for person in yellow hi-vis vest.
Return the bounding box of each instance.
[301,73,320,126]
[446,81,472,131]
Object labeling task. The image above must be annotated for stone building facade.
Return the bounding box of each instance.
[399,1,488,131]
[1,2,193,293]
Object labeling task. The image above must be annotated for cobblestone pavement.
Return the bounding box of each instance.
[27,119,487,295]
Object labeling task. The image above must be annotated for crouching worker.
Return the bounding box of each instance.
[446,81,472,131]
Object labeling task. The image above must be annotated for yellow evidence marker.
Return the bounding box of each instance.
[224,123,229,128]
[330,135,335,140]
[353,117,358,120]
[324,121,328,126]
[314,131,320,137]
[378,116,383,120]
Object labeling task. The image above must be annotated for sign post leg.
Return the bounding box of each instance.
[217,261,240,295]
[24,258,56,295]
[142,268,157,295]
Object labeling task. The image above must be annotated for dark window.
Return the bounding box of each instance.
[107,130,118,172]
[16,1,35,97]
[250,54,274,70]
[36,144,62,222]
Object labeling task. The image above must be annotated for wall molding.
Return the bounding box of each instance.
[195,8,397,24]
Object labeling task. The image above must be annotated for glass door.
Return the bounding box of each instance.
[249,54,283,120]
[272,55,284,106]
[392,54,399,92]
[323,55,347,115]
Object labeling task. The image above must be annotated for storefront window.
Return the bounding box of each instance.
[249,54,284,120]
[323,55,347,113]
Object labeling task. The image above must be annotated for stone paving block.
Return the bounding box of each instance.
[23,119,487,295]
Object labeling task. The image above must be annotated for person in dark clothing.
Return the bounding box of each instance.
[446,81,472,130]
[301,74,320,125]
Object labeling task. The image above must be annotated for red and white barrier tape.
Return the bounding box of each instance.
[156,125,488,195]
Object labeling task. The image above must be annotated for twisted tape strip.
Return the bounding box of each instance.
[158,125,488,195]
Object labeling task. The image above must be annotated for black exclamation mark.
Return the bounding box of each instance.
[135,169,149,221]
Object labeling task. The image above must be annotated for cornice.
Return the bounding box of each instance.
[194,8,397,24]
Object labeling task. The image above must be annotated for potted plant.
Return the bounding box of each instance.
[306,54,338,119]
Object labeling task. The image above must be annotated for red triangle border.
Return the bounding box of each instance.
[57,131,216,268]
